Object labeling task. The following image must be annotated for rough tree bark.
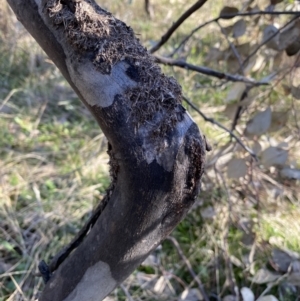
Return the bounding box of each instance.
[7,0,208,300]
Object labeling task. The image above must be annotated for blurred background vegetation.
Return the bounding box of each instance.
[1,0,300,300]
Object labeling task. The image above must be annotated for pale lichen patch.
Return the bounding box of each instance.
[66,58,137,107]
[62,261,117,301]
[45,0,184,134]
[44,0,196,172]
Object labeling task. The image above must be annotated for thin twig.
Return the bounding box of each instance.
[290,54,300,138]
[257,274,288,299]
[216,20,244,74]
[183,96,257,159]
[231,86,252,132]
[171,10,300,57]
[37,194,110,282]
[150,0,207,53]
[170,18,219,57]
[120,284,134,301]
[167,236,210,301]
[216,170,239,300]
[48,195,109,272]
[239,15,300,72]
[231,62,296,132]
[0,89,20,111]
[155,55,268,86]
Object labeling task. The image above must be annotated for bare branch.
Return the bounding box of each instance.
[154,55,268,86]
[171,10,300,57]
[170,18,218,57]
[216,171,239,299]
[149,0,208,54]
[230,86,251,132]
[183,96,257,159]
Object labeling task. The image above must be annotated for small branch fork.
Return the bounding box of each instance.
[183,96,257,159]
[149,0,208,53]
[151,5,299,161]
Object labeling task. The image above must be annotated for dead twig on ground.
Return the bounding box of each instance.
[216,170,239,300]
[167,236,210,301]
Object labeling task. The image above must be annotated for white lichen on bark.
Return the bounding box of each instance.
[66,59,137,107]
[62,261,117,301]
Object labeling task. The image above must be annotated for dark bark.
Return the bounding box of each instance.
[7,0,207,300]
[145,0,154,18]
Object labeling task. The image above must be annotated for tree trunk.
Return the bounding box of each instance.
[7,0,207,300]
